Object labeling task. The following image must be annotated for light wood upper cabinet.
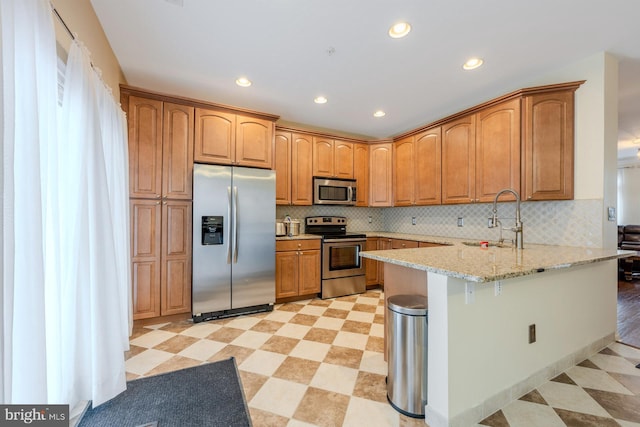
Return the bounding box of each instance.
[292,133,314,205]
[313,137,334,177]
[523,90,574,201]
[163,103,194,200]
[442,99,520,204]
[274,131,313,206]
[354,143,369,206]
[414,127,442,205]
[334,140,354,179]
[128,96,163,199]
[475,98,521,202]
[369,143,394,207]
[442,115,476,204]
[128,97,193,200]
[312,137,354,178]
[236,115,274,168]
[195,108,274,169]
[275,131,292,205]
[161,200,192,315]
[194,108,235,165]
[394,136,415,206]
[394,128,441,206]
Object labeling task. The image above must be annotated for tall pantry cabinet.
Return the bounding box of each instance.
[124,92,193,320]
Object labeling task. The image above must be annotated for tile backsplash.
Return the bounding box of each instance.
[276,199,603,248]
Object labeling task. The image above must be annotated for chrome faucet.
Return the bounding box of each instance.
[489,188,524,249]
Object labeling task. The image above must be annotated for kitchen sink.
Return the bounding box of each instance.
[462,241,508,248]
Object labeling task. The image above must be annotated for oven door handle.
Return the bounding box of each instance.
[322,238,366,244]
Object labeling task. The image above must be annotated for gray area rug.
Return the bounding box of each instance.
[79,357,252,427]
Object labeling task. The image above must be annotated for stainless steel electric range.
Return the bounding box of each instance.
[305,216,366,299]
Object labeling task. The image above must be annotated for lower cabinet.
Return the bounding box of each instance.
[365,238,379,287]
[367,238,445,288]
[131,199,192,319]
[276,239,321,301]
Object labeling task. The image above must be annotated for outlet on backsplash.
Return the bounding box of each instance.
[457,217,464,227]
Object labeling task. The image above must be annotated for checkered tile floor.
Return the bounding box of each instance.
[479,343,640,427]
[126,289,640,426]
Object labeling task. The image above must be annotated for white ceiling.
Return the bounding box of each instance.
[90,0,640,159]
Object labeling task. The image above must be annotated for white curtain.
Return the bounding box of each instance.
[1,0,58,404]
[1,0,130,409]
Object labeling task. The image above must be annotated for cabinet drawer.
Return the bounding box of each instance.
[276,239,321,252]
[391,239,419,249]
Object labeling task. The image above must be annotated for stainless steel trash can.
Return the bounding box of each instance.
[386,294,428,418]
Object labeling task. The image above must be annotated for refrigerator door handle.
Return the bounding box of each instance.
[233,186,239,263]
[227,186,232,264]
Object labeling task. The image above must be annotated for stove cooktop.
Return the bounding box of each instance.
[304,216,366,239]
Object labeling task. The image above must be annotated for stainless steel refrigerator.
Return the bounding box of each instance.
[192,163,275,322]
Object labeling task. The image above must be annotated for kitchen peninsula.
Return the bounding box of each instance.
[360,238,634,427]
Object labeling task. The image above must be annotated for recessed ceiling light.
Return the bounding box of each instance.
[388,22,411,39]
[463,57,484,70]
[235,77,252,87]
[314,96,328,104]
[633,138,640,144]
[373,110,386,118]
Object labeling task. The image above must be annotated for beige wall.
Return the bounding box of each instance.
[51,0,126,99]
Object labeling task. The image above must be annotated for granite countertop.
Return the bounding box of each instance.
[360,234,635,283]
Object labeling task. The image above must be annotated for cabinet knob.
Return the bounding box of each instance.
[156,195,161,199]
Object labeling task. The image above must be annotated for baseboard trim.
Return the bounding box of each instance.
[425,332,616,426]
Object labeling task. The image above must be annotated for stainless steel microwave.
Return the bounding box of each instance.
[313,177,357,205]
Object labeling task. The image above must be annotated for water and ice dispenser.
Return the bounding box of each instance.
[201,216,223,245]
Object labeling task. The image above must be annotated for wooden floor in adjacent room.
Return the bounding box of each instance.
[618,277,640,348]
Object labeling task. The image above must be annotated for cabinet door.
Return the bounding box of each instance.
[128,96,163,199]
[298,250,321,295]
[394,136,415,206]
[194,108,235,165]
[369,143,394,207]
[377,238,392,285]
[162,103,194,199]
[275,131,292,205]
[276,251,299,299]
[292,133,314,205]
[476,98,521,203]
[161,201,192,315]
[131,199,162,319]
[334,140,354,179]
[313,137,334,177]
[236,115,274,169]
[442,115,476,204]
[415,127,442,205]
[354,143,369,207]
[523,91,574,200]
[365,238,379,286]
